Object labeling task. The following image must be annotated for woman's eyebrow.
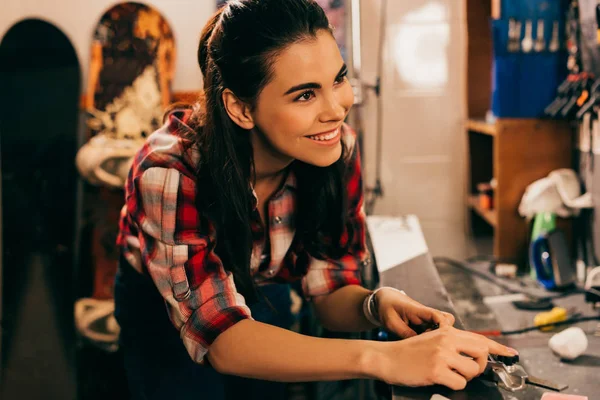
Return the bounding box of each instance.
[283,63,347,95]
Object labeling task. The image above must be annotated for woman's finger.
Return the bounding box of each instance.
[450,334,489,374]
[414,306,447,327]
[384,310,417,338]
[407,314,425,326]
[456,329,518,358]
[442,311,456,326]
[435,367,468,391]
[447,353,482,381]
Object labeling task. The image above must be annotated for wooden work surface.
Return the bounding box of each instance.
[384,254,600,399]
[382,253,514,400]
[366,216,598,400]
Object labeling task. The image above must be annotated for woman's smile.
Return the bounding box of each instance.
[305,126,341,145]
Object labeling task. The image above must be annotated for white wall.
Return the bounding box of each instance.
[360,0,470,258]
[0,0,214,92]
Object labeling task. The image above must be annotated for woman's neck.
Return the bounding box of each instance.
[251,129,293,184]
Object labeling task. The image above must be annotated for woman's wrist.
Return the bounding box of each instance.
[362,287,407,327]
[356,339,388,380]
[362,290,382,327]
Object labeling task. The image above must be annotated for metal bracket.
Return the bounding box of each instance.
[483,355,528,392]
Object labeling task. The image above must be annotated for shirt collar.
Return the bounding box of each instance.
[250,169,297,209]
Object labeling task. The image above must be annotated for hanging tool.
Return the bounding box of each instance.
[575,78,600,119]
[522,20,534,53]
[535,20,546,52]
[545,74,579,117]
[566,0,581,73]
[561,74,593,118]
[508,18,521,52]
[549,21,560,52]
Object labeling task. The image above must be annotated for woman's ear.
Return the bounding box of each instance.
[222,89,255,130]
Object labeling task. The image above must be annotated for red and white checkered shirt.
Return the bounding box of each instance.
[117,108,368,363]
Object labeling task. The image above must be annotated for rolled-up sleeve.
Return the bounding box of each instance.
[134,166,252,364]
[302,124,368,299]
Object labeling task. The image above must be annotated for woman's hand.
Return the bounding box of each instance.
[373,326,519,390]
[376,287,455,338]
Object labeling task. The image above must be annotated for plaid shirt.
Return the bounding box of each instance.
[117,108,368,363]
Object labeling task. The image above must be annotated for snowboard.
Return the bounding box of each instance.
[81,1,175,299]
[0,18,81,397]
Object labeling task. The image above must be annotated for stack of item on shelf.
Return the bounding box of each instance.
[477,179,496,211]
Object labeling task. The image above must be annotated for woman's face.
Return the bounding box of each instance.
[250,29,354,168]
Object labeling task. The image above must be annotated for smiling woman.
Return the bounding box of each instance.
[227,30,353,172]
[112,1,515,399]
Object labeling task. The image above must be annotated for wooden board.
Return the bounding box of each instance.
[0,18,80,397]
[467,119,497,136]
[466,0,492,118]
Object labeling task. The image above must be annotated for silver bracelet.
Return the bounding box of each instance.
[362,287,406,327]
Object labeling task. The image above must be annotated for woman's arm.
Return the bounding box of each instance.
[209,319,519,390]
[312,285,456,337]
[209,319,377,382]
[312,285,375,332]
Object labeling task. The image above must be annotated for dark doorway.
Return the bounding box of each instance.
[0,18,80,399]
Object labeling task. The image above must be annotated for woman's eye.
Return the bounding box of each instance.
[335,71,348,85]
[296,90,315,102]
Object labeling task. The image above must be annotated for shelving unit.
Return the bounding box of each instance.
[467,195,497,227]
[465,1,572,263]
[466,119,496,137]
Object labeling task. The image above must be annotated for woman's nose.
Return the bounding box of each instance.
[319,95,347,122]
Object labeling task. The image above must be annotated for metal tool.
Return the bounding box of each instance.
[576,78,600,119]
[508,18,521,52]
[484,354,568,393]
[522,20,534,53]
[535,20,546,52]
[566,1,581,73]
[526,375,569,392]
[549,21,560,52]
[484,355,528,392]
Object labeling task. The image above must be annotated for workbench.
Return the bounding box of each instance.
[366,216,600,400]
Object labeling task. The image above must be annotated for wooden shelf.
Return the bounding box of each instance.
[466,119,496,136]
[467,195,497,227]
[465,1,573,264]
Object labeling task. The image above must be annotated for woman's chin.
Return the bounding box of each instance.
[297,143,342,167]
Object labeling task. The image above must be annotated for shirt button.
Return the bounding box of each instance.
[267,269,275,276]
[274,216,282,224]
